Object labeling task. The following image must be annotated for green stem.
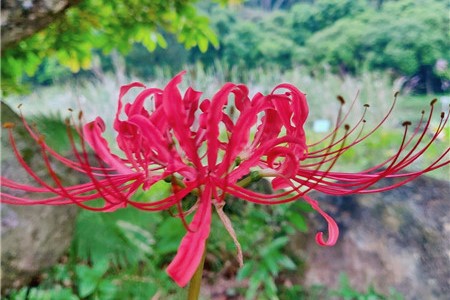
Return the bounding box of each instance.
[236,171,262,187]
[187,246,207,300]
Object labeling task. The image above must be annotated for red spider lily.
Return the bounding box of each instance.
[1,71,449,287]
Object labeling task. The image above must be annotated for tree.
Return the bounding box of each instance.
[302,0,449,93]
[1,0,220,95]
[287,0,367,45]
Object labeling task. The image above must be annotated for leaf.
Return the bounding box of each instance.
[75,265,102,297]
[116,220,155,255]
[155,217,188,254]
[97,279,118,300]
[260,236,289,256]
[278,255,296,270]
[73,203,163,267]
[295,201,314,212]
[23,52,41,76]
[50,288,80,300]
[287,212,308,232]
[65,58,81,73]
[75,260,109,297]
[263,277,278,300]
[262,254,279,275]
[156,33,168,48]
[52,264,71,282]
[236,261,254,281]
[246,273,263,300]
[17,287,80,300]
[202,27,219,48]
[198,37,209,53]
[92,259,110,275]
[142,33,157,52]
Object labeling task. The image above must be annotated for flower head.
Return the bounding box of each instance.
[1,71,449,287]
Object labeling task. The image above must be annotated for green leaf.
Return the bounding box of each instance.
[202,27,219,48]
[263,277,278,300]
[75,260,108,297]
[246,272,263,300]
[236,261,254,281]
[156,217,188,254]
[156,33,168,48]
[198,37,209,53]
[97,279,118,300]
[287,212,308,232]
[15,287,80,300]
[142,33,157,52]
[92,259,110,275]
[261,236,289,256]
[52,264,71,282]
[49,288,80,300]
[295,201,314,212]
[262,254,279,275]
[76,266,100,297]
[116,220,155,255]
[278,255,297,270]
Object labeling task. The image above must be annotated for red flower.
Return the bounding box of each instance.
[1,71,449,287]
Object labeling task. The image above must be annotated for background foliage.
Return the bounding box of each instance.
[1,0,219,94]
[2,0,449,95]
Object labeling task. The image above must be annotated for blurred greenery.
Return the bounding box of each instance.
[4,185,405,299]
[2,0,449,95]
[1,0,220,95]
[200,0,449,94]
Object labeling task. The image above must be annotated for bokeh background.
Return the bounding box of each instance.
[1,0,449,299]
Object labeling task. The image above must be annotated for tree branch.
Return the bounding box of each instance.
[1,0,80,50]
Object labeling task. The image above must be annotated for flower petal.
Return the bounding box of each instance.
[83,117,132,174]
[166,185,212,287]
[303,194,339,246]
[163,71,203,169]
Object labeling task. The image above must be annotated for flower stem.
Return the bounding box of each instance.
[187,246,207,300]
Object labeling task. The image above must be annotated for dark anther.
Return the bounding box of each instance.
[402,121,412,126]
[337,95,345,104]
[430,99,437,106]
[3,122,15,128]
[364,104,370,108]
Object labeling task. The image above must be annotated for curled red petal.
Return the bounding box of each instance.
[113,82,146,131]
[303,194,339,246]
